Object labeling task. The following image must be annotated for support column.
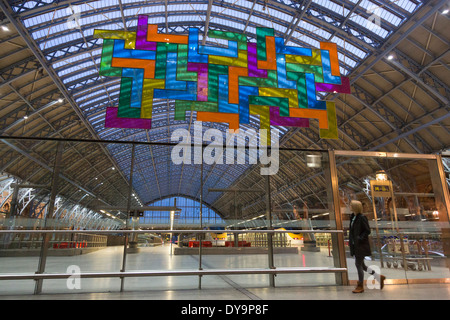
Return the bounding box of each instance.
[35,141,64,294]
[121,144,136,292]
[326,151,349,285]
[429,156,450,270]
[265,173,275,287]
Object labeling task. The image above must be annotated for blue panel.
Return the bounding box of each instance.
[276,54,296,89]
[122,68,144,108]
[166,52,188,90]
[199,41,238,57]
[321,49,342,84]
[305,73,326,110]
[275,37,312,56]
[218,75,239,114]
[188,28,208,63]
[113,40,156,60]
[153,82,197,100]
[238,86,259,124]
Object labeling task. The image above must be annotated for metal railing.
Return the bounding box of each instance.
[0,229,347,294]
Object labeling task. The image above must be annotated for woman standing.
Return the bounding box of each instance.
[349,200,386,293]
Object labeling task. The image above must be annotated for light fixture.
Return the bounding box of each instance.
[306,154,322,168]
[443,9,449,14]
[23,115,28,119]
[1,25,9,32]
[58,98,64,103]
[387,55,394,60]
[375,170,388,181]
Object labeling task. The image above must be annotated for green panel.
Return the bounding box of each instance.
[249,96,289,116]
[167,43,178,52]
[207,64,228,103]
[117,77,141,118]
[99,39,122,77]
[285,63,324,83]
[287,72,308,108]
[177,44,198,82]
[238,70,278,88]
[208,30,247,50]
[155,42,168,80]
[256,27,274,61]
[174,100,218,120]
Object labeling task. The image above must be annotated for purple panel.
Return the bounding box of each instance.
[316,76,351,93]
[136,15,156,51]
[247,42,267,78]
[105,107,152,129]
[188,62,208,101]
[270,106,309,127]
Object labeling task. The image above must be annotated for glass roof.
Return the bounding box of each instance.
[8,0,424,206]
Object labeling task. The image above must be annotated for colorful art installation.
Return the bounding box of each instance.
[94,15,351,142]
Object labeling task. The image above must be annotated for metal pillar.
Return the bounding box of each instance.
[429,155,450,270]
[120,144,135,292]
[34,141,64,294]
[327,151,349,285]
[265,173,275,287]
[198,161,203,289]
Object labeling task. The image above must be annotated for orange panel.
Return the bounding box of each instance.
[228,66,248,104]
[289,108,329,129]
[320,42,340,76]
[197,112,240,132]
[111,57,155,79]
[257,36,277,70]
[147,24,188,44]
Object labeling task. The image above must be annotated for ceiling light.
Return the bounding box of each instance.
[58,98,64,103]
[376,170,388,181]
[443,9,449,14]
[23,115,28,119]
[387,55,394,60]
[1,26,9,32]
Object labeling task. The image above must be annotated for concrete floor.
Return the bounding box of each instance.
[0,245,449,300]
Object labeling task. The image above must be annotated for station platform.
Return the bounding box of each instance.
[0,245,448,301]
[1,283,448,300]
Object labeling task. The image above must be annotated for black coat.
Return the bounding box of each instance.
[349,213,372,257]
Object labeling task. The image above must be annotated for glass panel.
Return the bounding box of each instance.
[336,152,450,285]
[270,150,342,287]
[199,158,270,289]
[41,141,127,294]
[0,139,61,295]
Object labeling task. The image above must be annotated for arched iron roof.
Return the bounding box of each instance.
[0,0,448,222]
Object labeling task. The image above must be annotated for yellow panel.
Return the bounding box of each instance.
[258,88,299,109]
[141,79,165,118]
[285,49,322,66]
[250,105,271,146]
[93,30,136,49]
[319,101,338,139]
[208,50,248,67]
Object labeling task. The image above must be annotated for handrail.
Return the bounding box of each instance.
[0,267,348,281]
[0,229,343,234]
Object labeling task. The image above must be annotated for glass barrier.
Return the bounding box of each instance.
[269,150,342,287]
[0,137,449,296]
[335,151,450,284]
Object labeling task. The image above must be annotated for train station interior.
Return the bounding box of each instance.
[0,0,449,302]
